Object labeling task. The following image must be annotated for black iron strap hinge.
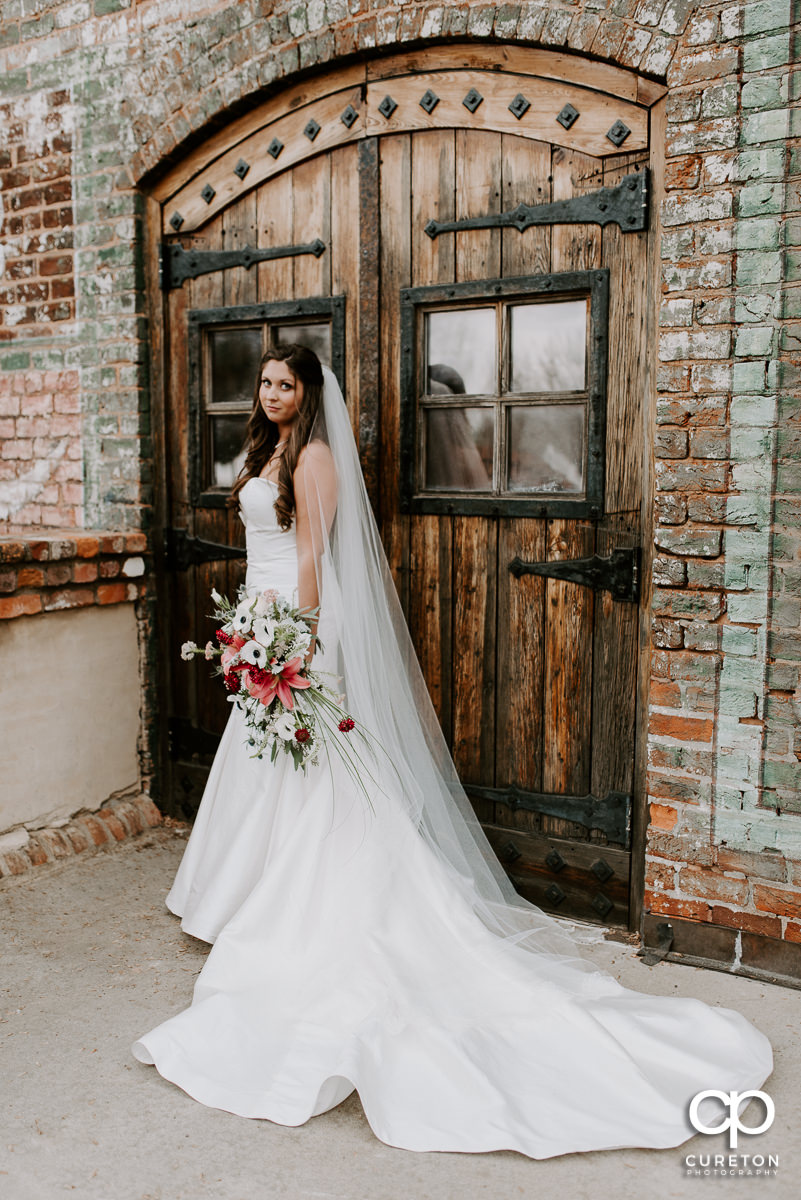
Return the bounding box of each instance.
[164,528,246,571]
[509,546,640,603]
[425,169,648,240]
[160,238,327,290]
[467,784,632,845]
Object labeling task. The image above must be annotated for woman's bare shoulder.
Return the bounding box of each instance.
[295,439,335,474]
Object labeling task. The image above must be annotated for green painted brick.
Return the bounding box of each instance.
[741,109,790,145]
[730,394,778,425]
[736,148,785,182]
[763,761,801,790]
[735,217,780,251]
[722,625,759,656]
[744,0,792,35]
[742,76,785,110]
[0,351,31,370]
[735,326,775,356]
[733,360,768,392]
[744,31,791,71]
[736,250,782,285]
[737,182,785,217]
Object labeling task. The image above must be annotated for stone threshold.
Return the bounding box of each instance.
[0,794,172,880]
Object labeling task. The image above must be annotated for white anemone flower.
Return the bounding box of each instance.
[232,599,254,633]
[252,616,275,645]
[210,587,222,604]
[180,641,197,660]
[273,712,296,741]
[240,639,268,667]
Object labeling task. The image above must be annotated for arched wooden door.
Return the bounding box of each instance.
[151,46,665,928]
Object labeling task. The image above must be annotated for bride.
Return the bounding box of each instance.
[132,344,772,1158]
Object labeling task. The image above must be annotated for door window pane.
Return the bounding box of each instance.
[509,300,587,393]
[209,413,249,488]
[507,404,585,493]
[424,407,494,491]
[210,327,263,406]
[274,322,332,365]
[426,308,496,395]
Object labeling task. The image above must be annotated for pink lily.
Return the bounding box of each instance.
[249,656,311,710]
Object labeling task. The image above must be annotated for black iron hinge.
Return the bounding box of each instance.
[467,784,631,845]
[425,169,648,239]
[164,528,246,571]
[509,546,640,603]
[160,238,326,290]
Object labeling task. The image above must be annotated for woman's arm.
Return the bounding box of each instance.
[294,440,337,662]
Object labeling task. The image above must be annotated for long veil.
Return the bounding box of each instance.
[304,366,604,974]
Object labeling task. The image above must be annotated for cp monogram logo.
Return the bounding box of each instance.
[689,1090,775,1149]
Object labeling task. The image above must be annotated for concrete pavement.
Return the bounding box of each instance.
[1,825,798,1200]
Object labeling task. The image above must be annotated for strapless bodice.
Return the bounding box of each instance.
[239,476,297,601]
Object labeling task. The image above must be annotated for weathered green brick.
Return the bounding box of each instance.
[744,31,791,71]
[741,108,790,145]
[744,0,792,36]
[735,326,775,356]
[0,350,31,370]
[701,82,738,118]
[737,182,785,216]
[736,148,785,181]
[735,217,780,251]
[735,293,775,323]
[742,76,785,110]
[730,394,777,425]
[736,250,782,285]
[732,360,767,393]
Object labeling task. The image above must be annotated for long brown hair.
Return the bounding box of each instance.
[228,343,324,530]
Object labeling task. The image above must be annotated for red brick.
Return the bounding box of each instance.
[98,534,124,553]
[39,829,71,859]
[44,561,72,586]
[0,541,27,562]
[0,850,30,877]
[111,801,145,836]
[753,883,801,920]
[24,836,49,866]
[678,866,750,906]
[43,588,93,611]
[649,802,678,830]
[63,823,91,854]
[649,712,715,742]
[786,922,801,945]
[125,532,147,553]
[97,582,128,605]
[709,907,782,939]
[0,593,42,619]
[96,809,126,841]
[717,846,787,883]
[135,795,163,827]
[75,535,99,557]
[98,559,121,578]
[72,561,98,583]
[645,895,712,921]
[16,566,44,587]
[79,815,110,847]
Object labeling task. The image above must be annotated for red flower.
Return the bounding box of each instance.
[294,728,311,744]
[223,672,240,693]
[216,628,234,646]
[338,717,355,733]
[247,656,311,710]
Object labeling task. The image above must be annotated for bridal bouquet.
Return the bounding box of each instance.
[180,585,371,794]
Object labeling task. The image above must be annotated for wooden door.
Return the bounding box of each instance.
[379,133,649,928]
[153,49,657,925]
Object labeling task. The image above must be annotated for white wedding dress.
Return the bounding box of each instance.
[132,474,773,1158]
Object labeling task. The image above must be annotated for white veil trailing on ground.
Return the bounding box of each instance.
[303,365,602,973]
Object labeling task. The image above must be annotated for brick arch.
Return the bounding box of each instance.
[129,1,682,187]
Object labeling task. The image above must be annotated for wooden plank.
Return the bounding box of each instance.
[483,823,630,926]
[223,188,258,308]
[257,168,294,304]
[356,138,380,511]
[409,515,453,743]
[366,44,643,106]
[602,151,649,513]
[379,133,412,612]
[330,141,360,436]
[501,134,550,280]
[590,513,640,814]
[495,519,546,831]
[550,147,603,273]
[292,153,331,299]
[153,65,366,202]
[364,73,647,159]
[451,517,497,812]
[455,127,502,282]
[542,519,594,800]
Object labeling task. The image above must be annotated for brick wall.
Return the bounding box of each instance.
[0,0,799,963]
